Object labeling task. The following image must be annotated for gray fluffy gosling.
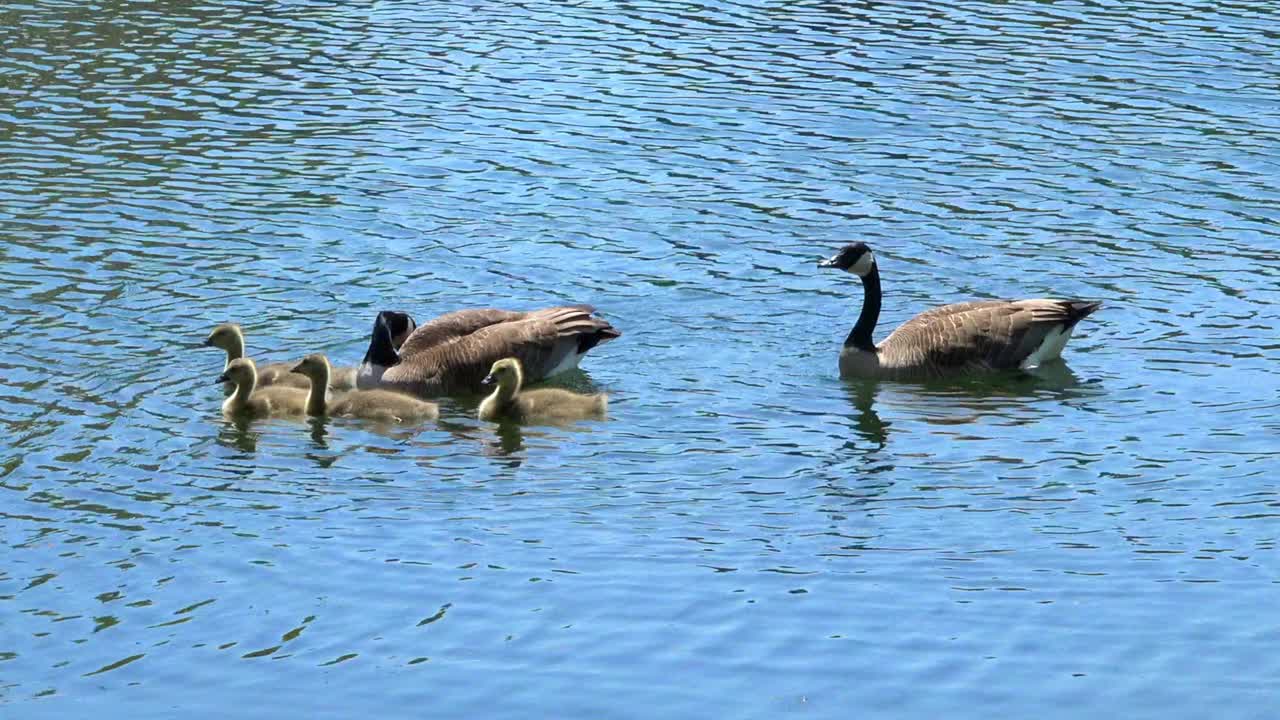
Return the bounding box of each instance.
[205,322,358,391]
[291,353,438,423]
[217,357,308,419]
[478,357,607,424]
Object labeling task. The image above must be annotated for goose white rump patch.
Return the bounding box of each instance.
[547,351,586,378]
[1020,325,1075,369]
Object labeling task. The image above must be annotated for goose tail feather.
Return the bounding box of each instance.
[1062,300,1103,328]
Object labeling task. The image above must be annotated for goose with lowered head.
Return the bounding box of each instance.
[357,305,620,398]
[818,242,1101,380]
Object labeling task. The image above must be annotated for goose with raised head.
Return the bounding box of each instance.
[216,358,308,419]
[818,243,1101,380]
[291,353,438,423]
[357,305,620,398]
[478,357,607,424]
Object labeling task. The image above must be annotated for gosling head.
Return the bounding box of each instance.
[290,353,329,380]
[215,357,257,386]
[204,323,243,351]
[481,357,523,388]
[818,243,876,278]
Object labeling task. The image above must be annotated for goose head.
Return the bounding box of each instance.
[384,311,417,349]
[361,310,415,367]
[818,243,876,277]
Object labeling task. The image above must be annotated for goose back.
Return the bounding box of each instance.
[396,309,531,355]
[843,298,1101,380]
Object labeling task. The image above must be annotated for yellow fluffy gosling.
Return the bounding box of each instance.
[217,358,308,419]
[205,323,357,391]
[478,357,607,424]
[291,353,438,423]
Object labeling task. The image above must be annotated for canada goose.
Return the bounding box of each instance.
[291,353,438,423]
[478,357,607,424]
[358,305,620,398]
[355,310,416,388]
[216,357,308,419]
[818,243,1101,379]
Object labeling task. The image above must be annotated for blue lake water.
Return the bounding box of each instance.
[2,1,1278,718]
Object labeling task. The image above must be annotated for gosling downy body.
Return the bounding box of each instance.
[205,322,360,391]
[292,353,438,423]
[819,243,1101,380]
[217,357,308,419]
[478,357,607,424]
[358,305,620,398]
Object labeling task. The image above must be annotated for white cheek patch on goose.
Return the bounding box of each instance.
[851,251,875,277]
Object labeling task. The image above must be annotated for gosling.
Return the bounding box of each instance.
[217,358,308,419]
[478,357,607,424]
[205,323,357,391]
[291,353,438,423]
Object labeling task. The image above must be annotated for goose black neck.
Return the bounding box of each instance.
[844,263,881,352]
[362,315,401,366]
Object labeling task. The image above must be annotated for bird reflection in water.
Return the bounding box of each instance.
[218,417,261,453]
[837,360,1092,454]
[489,421,527,460]
[307,415,329,448]
[844,377,888,450]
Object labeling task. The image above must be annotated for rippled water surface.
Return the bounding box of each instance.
[3,1,1279,717]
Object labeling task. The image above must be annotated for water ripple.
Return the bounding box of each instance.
[2,0,1279,717]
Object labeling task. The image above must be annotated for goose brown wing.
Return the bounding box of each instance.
[397,308,534,355]
[987,299,1098,368]
[880,299,1080,372]
[397,305,602,355]
[462,305,614,382]
[395,305,609,394]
